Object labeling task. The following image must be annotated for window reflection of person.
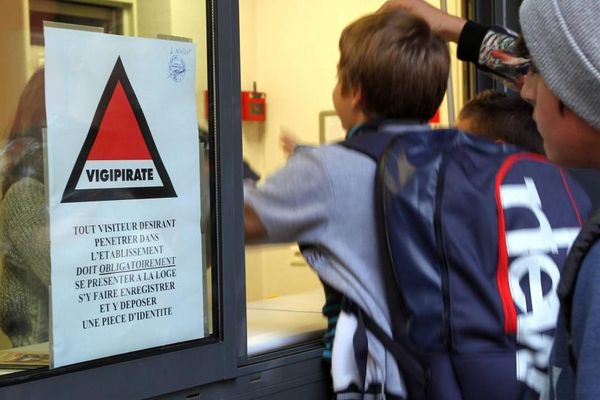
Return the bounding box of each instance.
[0,68,49,347]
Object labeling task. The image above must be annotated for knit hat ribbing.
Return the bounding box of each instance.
[520,0,600,131]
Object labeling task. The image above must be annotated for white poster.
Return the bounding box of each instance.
[44,27,204,368]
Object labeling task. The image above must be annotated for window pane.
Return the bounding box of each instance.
[0,0,214,374]
[240,0,468,357]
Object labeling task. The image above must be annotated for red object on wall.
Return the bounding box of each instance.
[241,91,266,121]
[429,108,440,124]
[204,90,209,119]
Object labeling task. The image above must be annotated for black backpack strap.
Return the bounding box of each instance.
[557,208,600,369]
[342,298,428,390]
[342,130,430,396]
[341,131,396,161]
[349,298,369,397]
[340,125,430,399]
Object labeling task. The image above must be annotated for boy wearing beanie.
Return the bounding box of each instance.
[381,0,600,398]
[520,2,600,399]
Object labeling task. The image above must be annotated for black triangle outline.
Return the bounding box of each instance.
[61,57,177,203]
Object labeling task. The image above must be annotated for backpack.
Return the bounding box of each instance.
[341,122,591,400]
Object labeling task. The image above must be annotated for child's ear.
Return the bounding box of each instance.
[351,85,363,110]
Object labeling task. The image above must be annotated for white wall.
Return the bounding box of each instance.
[241,0,466,301]
[137,0,171,39]
[0,0,30,144]
[169,0,209,129]
[137,0,209,129]
[239,0,267,301]
[243,1,386,302]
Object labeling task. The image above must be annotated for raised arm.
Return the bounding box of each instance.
[378,0,466,42]
[379,0,529,90]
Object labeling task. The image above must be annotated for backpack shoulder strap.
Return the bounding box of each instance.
[341,129,431,394]
[342,298,429,394]
[557,208,600,369]
[340,130,396,161]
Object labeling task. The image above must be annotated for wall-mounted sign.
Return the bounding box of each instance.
[44,26,204,368]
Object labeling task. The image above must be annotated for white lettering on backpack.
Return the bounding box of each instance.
[500,178,579,399]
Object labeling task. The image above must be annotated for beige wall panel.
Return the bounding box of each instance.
[0,0,30,144]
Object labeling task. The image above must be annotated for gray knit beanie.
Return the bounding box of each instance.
[520,0,600,131]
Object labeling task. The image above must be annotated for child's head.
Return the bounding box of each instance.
[457,90,543,154]
[519,0,600,168]
[334,10,449,129]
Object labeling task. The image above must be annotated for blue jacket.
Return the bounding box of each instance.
[550,240,600,399]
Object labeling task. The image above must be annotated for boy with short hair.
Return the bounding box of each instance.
[456,89,543,154]
[519,2,600,399]
[282,89,543,156]
[244,10,449,398]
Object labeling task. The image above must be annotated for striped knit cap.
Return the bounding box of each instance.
[520,0,600,131]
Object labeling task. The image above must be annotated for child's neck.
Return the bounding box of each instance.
[345,123,366,139]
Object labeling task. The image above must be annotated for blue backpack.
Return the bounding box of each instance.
[342,122,590,400]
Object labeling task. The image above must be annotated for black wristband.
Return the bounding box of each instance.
[457,20,491,64]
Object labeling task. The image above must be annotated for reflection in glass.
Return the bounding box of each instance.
[0,0,212,374]
[1,68,48,349]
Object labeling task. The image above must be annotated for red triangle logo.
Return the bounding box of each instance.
[87,81,151,161]
[62,57,176,202]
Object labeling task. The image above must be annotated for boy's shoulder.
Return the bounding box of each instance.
[283,143,378,194]
[293,142,376,167]
[576,240,600,288]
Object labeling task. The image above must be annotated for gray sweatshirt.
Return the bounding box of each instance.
[244,143,405,398]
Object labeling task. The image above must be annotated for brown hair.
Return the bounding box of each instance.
[9,68,46,139]
[2,68,46,195]
[458,89,544,154]
[338,10,449,122]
